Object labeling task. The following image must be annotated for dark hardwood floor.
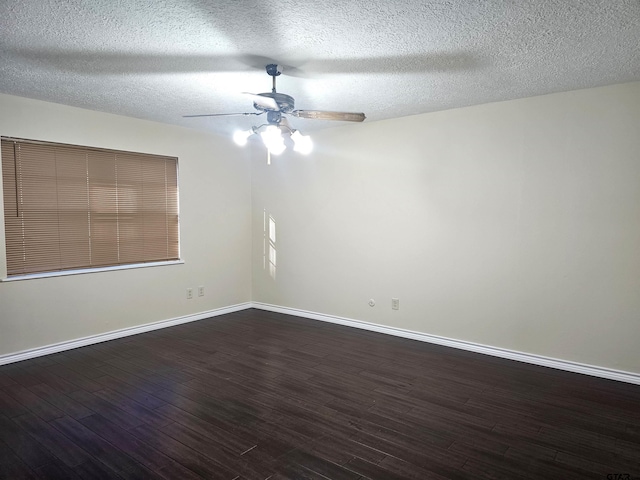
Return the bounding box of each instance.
[1,308,639,479]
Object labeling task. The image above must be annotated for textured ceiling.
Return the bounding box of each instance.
[1,0,639,136]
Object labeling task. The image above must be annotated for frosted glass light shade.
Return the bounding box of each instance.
[233,129,253,146]
[291,130,313,155]
[260,125,286,155]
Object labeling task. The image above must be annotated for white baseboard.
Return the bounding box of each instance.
[251,302,640,386]
[4,301,638,386]
[0,302,252,366]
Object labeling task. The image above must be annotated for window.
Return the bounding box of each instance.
[1,137,179,278]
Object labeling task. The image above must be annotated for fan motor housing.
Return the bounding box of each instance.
[266,111,282,124]
[254,93,295,113]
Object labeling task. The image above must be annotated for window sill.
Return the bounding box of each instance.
[1,260,184,282]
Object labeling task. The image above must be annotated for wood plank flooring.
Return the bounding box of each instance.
[1,308,639,479]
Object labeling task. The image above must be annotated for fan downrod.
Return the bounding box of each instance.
[253,64,295,113]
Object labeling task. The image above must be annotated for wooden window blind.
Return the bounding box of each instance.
[1,138,179,277]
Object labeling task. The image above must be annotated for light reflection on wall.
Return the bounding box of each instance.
[263,209,276,279]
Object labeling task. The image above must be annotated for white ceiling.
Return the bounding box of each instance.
[1,0,639,136]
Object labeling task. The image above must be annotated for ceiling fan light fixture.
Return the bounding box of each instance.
[232,128,253,146]
[260,125,286,155]
[291,130,313,155]
[267,141,286,156]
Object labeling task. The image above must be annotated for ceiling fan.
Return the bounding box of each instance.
[183,64,366,155]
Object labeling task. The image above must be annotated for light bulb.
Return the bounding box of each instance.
[260,125,286,155]
[233,129,253,146]
[291,130,313,155]
[269,142,286,155]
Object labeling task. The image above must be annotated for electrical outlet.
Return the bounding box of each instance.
[392,298,399,310]
[198,286,204,297]
[186,288,193,299]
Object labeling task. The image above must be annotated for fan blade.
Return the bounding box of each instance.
[183,112,262,118]
[291,110,366,122]
[242,93,279,111]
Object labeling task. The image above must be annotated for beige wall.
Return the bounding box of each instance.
[2,83,639,374]
[251,82,640,374]
[0,94,252,356]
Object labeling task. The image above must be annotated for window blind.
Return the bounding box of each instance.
[1,138,179,277]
